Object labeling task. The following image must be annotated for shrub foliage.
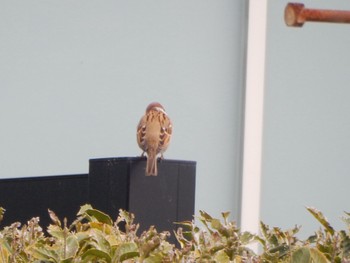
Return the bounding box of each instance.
[0,205,350,262]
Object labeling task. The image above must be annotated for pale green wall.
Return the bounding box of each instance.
[262,0,350,236]
[0,1,247,219]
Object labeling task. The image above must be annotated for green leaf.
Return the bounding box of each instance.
[340,230,350,257]
[199,210,213,221]
[291,247,311,263]
[259,221,269,246]
[82,248,111,263]
[77,204,93,216]
[48,209,61,227]
[63,235,79,259]
[89,221,114,235]
[0,207,5,224]
[120,251,140,261]
[341,212,350,229]
[310,247,330,263]
[240,231,256,245]
[47,224,64,239]
[210,245,225,255]
[317,243,332,256]
[143,253,163,263]
[85,209,113,226]
[0,240,11,261]
[221,211,230,224]
[215,250,230,263]
[75,231,91,243]
[198,211,214,234]
[306,234,317,244]
[211,219,223,230]
[88,228,111,253]
[306,207,335,235]
[268,244,290,257]
[116,242,139,261]
[30,246,59,262]
[174,220,193,229]
[117,209,135,226]
[60,258,74,263]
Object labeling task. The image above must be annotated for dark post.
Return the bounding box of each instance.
[88,157,196,235]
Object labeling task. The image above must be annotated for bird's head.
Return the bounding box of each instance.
[146,102,165,113]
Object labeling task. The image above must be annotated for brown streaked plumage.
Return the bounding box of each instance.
[137,102,172,176]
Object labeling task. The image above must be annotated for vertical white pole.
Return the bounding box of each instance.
[241,0,268,237]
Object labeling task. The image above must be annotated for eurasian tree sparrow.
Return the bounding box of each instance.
[137,102,172,176]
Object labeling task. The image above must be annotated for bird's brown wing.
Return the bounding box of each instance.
[137,115,147,152]
[158,113,172,154]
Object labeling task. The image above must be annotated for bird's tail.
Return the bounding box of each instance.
[146,152,158,176]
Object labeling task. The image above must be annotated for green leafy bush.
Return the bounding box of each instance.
[0,205,350,262]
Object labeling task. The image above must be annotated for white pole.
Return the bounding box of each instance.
[241,0,268,238]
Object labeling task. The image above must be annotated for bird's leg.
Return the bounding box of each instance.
[141,151,146,157]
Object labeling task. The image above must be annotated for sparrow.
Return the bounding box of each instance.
[137,102,173,176]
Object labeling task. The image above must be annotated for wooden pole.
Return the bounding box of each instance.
[285,3,350,27]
